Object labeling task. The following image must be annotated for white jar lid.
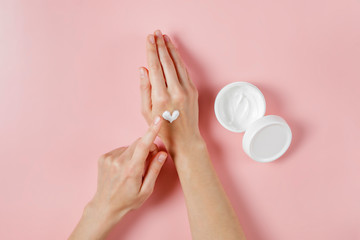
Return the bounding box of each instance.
[243,115,292,162]
[214,82,292,162]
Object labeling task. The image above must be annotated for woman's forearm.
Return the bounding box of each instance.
[170,138,246,240]
[69,203,120,240]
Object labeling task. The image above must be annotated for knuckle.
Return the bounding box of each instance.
[146,187,154,196]
[150,125,158,135]
[142,187,153,197]
[157,40,166,48]
[145,128,156,140]
[98,155,113,168]
[147,43,156,51]
[150,63,162,72]
[99,153,113,163]
[105,156,113,165]
[127,165,140,177]
[140,81,149,91]
[136,140,147,150]
[172,90,186,103]
[111,160,121,169]
[124,168,134,178]
[154,94,169,106]
[162,56,173,67]
[151,166,160,176]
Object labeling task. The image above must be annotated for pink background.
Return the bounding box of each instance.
[1,0,359,239]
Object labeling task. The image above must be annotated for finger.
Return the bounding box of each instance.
[139,67,152,117]
[127,134,158,158]
[146,34,167,94]
[154,30,181,91]
[124,138,141,156]
[148,144,159,163]
[140,151,167,195]
[131,116,163,166]
[143,145,159,177]
[163,34,194,89]
[123,139,157,165]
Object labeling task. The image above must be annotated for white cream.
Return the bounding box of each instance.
[215,82,266,132]
[162,110,180,123]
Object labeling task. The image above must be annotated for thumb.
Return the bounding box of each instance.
[140,151,167,195]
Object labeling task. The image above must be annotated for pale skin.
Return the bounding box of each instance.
[69,30,246,240]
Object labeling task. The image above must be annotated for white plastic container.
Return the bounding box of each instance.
[214,82,292,162]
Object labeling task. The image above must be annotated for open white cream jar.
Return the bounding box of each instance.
[214,82,292,162]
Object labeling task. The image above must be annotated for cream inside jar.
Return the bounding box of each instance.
[215,82,266,132]
[215,81,292,162]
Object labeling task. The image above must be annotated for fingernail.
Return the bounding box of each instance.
[148,34,155,44]
[155,30,162,37]
[139,67,145,78]
[154,116,161,125]
[163,35,170,43]
[158,153,167,163]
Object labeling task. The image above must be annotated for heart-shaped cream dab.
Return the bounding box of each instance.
[162,110,180,123]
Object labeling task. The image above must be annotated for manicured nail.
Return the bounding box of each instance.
[155,30,162,37]
[139,67,145,78]
[148,34,155,44]
[158,153,167,163]
[163,35,170,43]
[154,116,161,125]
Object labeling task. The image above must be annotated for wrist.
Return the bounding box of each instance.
[166,135,209,166]
[80,201,126,239]
[162,133,206,157]
[171,137,213,182]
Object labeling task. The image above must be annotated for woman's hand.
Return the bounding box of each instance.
[139,31,245,240]
[69,116,167,240]
[139,30,203,155]
[90,116,167,218]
